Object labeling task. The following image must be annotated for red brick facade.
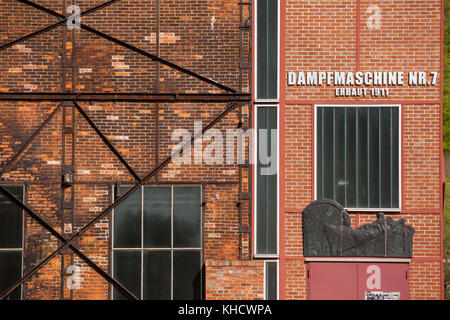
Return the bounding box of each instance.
[0,0,444,300]
[280,0,443,300]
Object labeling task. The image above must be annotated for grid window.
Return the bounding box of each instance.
[0,186,23,300]
[113,186,202,300]
[316,106,400,209]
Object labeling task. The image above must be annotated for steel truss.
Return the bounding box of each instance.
[0,0,251,300]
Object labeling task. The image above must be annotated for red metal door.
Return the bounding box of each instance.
[308,262,410,300]
[308,263,358,300]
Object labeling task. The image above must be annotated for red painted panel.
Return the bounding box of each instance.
[308,262,410,300]
[308,263,358,300]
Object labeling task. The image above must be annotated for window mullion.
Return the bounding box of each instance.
[390,107,394,208]
[344,108,348,208]
[171,186,174,300]
[367,109,370,208]
[356,108,359,208]
[141,186,144,300]
[379,108,382,208]
[333,108,336,201]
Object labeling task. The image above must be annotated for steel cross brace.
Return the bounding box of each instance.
[73,101,141,182]
[0,185,139,300]
[0,101,245,299]
[3,0,236,93]
[0,0,121,52]
[0,103,139,300]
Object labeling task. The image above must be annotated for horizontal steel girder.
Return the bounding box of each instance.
[0,92,251,103]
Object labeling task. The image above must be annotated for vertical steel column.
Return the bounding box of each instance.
[155,0,160,183]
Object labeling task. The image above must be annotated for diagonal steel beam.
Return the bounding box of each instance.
[0,101,244,299]
[73,101,141,182]
[0,103,62,179]
[0,186,139,300]
[0,0,121,52]
[15,0,236,93]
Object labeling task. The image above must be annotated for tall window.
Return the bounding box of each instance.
[255,0,279,260]
[264,261,278,300]
[256,0,279,100]
[256,106,278,256]
[112,186,202,300]
[0,186,23,300]
[316,106,400,209]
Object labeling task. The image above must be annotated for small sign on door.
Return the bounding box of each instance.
[365,291,401,300]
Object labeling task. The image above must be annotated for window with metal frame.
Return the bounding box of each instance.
[0,186,23,300]
[256,0,279,100]
[256,106,278,256]
[112,186,202,300]
[264,261,278,300]
[316,106,400,209]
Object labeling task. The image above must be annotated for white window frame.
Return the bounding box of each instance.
[254,0,280,103]
[314,104,402,212]
[263,260,279,300]
[254,105,280,258]
[0,184,25,300]
[111,185,203,300]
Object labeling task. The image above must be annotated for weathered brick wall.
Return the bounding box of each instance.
[283,0,442,300]
[0,0,249,300]
[205,260,264,300]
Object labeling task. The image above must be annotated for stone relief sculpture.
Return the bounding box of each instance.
[302,199,415,258]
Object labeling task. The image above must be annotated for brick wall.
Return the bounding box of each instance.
[282,0,442,300]
[205,260,264,300]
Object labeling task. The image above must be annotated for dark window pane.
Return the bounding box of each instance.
[173,187,201,248]
[357,108,369,207]
[257,107,277,255]
[391,108,400,208]
[114,187,141,248]
[0,252,22,300]
[143,251,171,300]
[317,107,399,209]
[113,250,141,300]
[322,108,334,200]
[257,0,278,99]
[144,187,171,248]
[368,108,380,207]
[265,262,277,300]
[316,108,323,199]
[0,186,23,248]
[380,108,392,208]
[346,108,357,207]
[335,108,346,205]
[173,251,201,300]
